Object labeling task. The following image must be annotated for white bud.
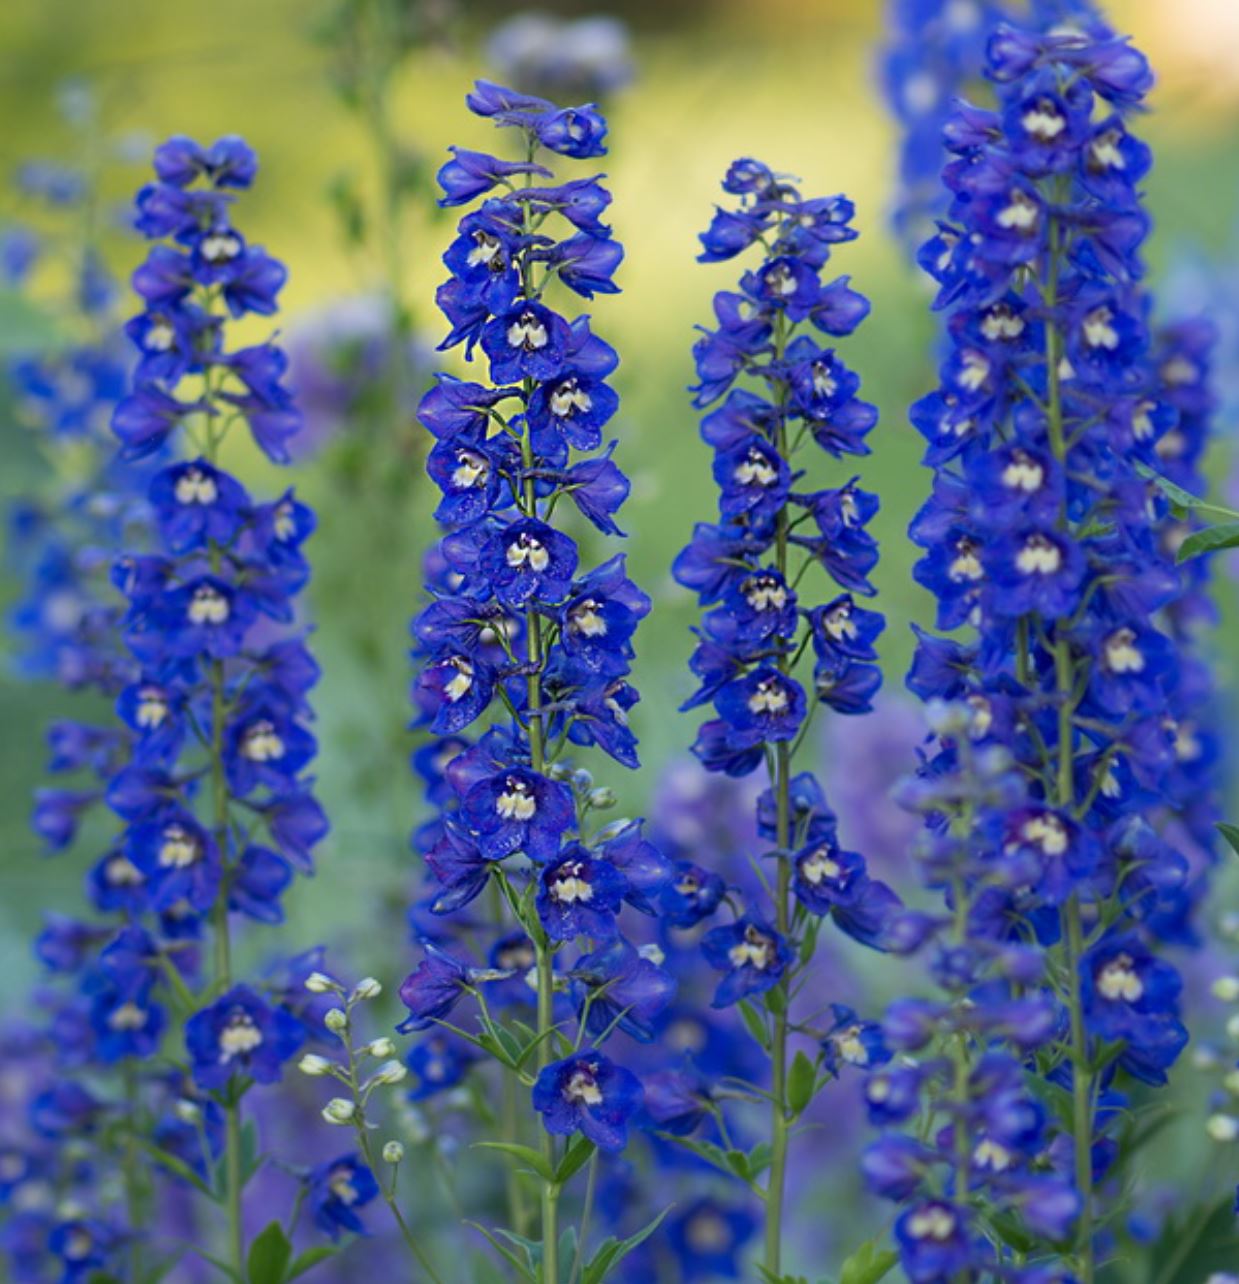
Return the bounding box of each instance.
[587,787,617,810]
[361,1037,396,1058]
[352,977,382,1001]
[637,942,665,967]
[173,1099,201,1124]
[1206,1113,1239,1143]
[299,1053,334,1077]
[382,1140,405,1164]
[324,1008,349,1034]
[304,971,339,994]
[1224,1069,1239,1097]
[1192,1045,1222,1071]
[571,768,593,791]
[371,1059,408,1086]
[1211,976,1239,1003]
[321,1098,356,1125]
[1227,1013,1239,1043]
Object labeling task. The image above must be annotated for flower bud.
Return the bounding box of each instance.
[638,942,665,966]
[173,1099,201,1125]
[587,787,616,810]
[305,971,339,994]
[1205,1113,1238,1143]
[299,1053,334,1077]
[1227,1013,1239,1043]
[1224,1069,1239,1097]
[1211,976,1239,1003]
[324,1008,348,1033]
[382,1140,405,1164]
[352,977,382,1001]
[371,1059,408,1086]
[322,1098,356,1125]
[571,767,594,791]
[361,1037,395,1058]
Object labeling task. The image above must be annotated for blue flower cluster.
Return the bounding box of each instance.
[400,83,675,1271]
[891,21,1205,1280]
[1,139,368,1281]
[671,159,906,1274]
[881,0,1105,241]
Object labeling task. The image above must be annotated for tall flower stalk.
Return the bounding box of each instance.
[672,160,904,1278]
[900,20,1201,1280]
[400,81,675,1284]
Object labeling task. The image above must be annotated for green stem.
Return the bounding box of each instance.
[763,313,793,1279]
[1043,210,1094,1283]
[121,1059,145,1282]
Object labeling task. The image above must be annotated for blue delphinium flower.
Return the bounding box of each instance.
[670,159,902,1277]
[399,82,674,1283]
[891,19,1202,1281]
[306,1154,381,1240]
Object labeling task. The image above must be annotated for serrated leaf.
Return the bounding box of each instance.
[1216,821,1239,860]
[284,1246,336,1281]
[474,1140,556,1183]
[554,1136,595,1185]
[1177,521,1239,562]
[788,1050,817,1116]
[246,1221,292,1284]
[838,1238,898,1284]
[583,1207,671,1284]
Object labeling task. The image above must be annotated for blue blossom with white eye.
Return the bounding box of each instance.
[184,985,306,1091]
[307,1154,380,1240]
[532,1051,641,1152]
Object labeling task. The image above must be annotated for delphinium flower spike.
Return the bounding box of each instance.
[4,137,343,1281]
[897,19,1208,1280]
[671,160,906,1278]
[401,81,675,1284]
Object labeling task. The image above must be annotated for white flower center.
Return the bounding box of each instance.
[241,720,285,762]
[273,503,296,541]
[106,855,144,886]
[957,350,990,393]
[507,312,548,351]
[686,1213,732,1252]
[569,599,607,637]
[981,305,1025,341]
[549,378,592,418]
[728,926,774,971]
[564,1068,602,1106]
[174,467,218,506]
[1097,955,1143,1003]
[467,231,503,269]
[1021,813,1068,856]
[108,1001,149,1032]
[219,1014,263,1059]
[747,678,789,715]
[147,318,175,351]
[996,190,1039,232]
[1083,307,1119,351]
[949,538,983,582]
[550,863,593,904]
[201,232,241,263]
[328,1167,360,1205]
[1104,627,1144,674]
[743,576,786,611]
[507,534,549,572]
[188,585,230,625]
[765,263,797,296]
[821,602,856,640]
[1021,102,1066,141]
[496,779,537,821]
[734,448,778,488]
[801,846,842,885]
[974,1139,1012,1171]
[1015,535,1062,575]
[159,824,201,868]
[909,1206,957,1241]
[812,362,837,398]
[444,657,473,703]
[1089,131,1125,171]
[137,687,169,728]
[451,450,489,490]
[1002,452,1044,492]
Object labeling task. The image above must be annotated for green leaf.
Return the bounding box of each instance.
[737,999,770,1051]
[1216,821,1239,860]
[554,1136,595,1185]
[787,1050,817,1116]
[1177,521,1239,563]
[1147,1195,1239,1283]
[246,1221,292,1284]
[466,1222,538,1283]
[473,1140,556,1183]
[764,984,787,1017]
[838,1238,899,1284]
[746,1141,773,1180]
[284,1246,337,1281]
[239,1120,263,1188]
[132,1136,218,1201]
[583,1207,672,1284]
[1134,461,1204,513]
